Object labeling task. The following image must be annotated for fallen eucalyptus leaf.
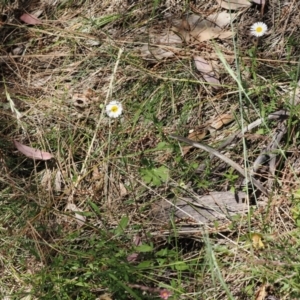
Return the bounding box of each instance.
[194,56,220,86]
[127,235,142,262]
[20,13,42,25]
[187,129,208,141]
[210,114,234,129]
[14,140,53,160]
[182,129,209,156]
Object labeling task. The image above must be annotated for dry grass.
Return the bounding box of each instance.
[1,0,300,299]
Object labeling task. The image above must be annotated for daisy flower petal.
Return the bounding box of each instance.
[250,22,268,37]
[106,101,123,118]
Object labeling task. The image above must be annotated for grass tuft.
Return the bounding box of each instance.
[1,0,300,299]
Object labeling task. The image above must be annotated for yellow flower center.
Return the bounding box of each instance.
[256,27,262,32]
[111,105,118,113]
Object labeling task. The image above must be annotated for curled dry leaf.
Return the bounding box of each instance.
[255,284,267,300]
[119,182,128,197]
[92,165,104,192]
[127,253,139,262]
[210,113,234,129]
[289,79,300,105]
[65,203,86,226]
[251,233,264,249]
[194,56,220,86]
[187,129,208,141]
[71,93,91,108]
[55,170,62,192]
[133,235,142,246]
[20,13,42,25]
[14,140,53,160]
[127,235,142,262]
[41,169,52,190]
[99,294,113,300]
[216,0,251,10]
[11,45,25,55]
[182,128,208,156]
[41,169,62,192]
[180,17,191,31]
[182,145,193,156]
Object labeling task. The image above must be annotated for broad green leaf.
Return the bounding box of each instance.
[156,248,168,257]
[135,244,153,252]
[153,166,169,182]
[173,261,189,271]
[140,165,169,186]
[137,260,153,268]
[154,141,171,150]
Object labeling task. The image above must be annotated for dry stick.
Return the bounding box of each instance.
[219,110,289,151]
[196,110,289,181]
[249,80,300,189]
[170,134,269,196]
[256,120,287,189]
[257,81,300,188]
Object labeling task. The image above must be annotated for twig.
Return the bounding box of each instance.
[170,134,269,196]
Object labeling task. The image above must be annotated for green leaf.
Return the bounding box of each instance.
[114,216,129,236]
[88,201,101,215]
[154,166,169,182]
[173,261,189,271]
[75,281,89,287]
[109,274,142,300]
[140,165,169,186]
[135,244,153,252]
[256,128,265,135]
[154,141,171,150]
[293,189,300,199]
[92,14,120,28]
[156,248,168,257]
[137,260,153,268]
[156,258,166,266]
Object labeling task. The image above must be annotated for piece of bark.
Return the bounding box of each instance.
[152,191,248,225]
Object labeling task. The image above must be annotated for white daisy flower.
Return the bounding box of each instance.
[250,22,268,37]
[106,100,123,118]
